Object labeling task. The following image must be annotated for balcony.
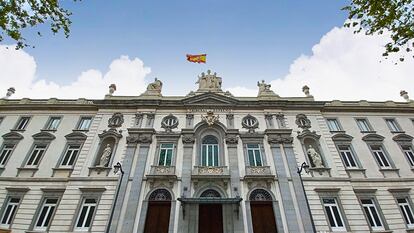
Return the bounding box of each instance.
[146,166,177,189]
[243,166,275,188]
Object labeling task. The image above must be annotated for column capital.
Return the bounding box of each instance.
[265,129,293,144]
[181,129,195,145]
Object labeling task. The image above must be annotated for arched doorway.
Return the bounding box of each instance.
[198,189,223,233]
[250,189,277,233]
[144,189,172,233]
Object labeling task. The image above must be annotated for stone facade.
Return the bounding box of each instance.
[0,73,414,233]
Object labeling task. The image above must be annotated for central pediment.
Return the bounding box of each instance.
[182,92,239,106]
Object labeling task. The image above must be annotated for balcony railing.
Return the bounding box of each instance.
[192,166,230,177]
[149,165,176,177]
[245,166,274,178]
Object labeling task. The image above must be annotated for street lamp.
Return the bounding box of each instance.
[106,162,124,233]
[297,162,316,233]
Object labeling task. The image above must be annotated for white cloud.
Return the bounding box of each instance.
[230,25,414,101]
[0,45,151,99]
[225,86,257,97]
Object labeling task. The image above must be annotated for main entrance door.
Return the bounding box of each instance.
[144,189,172,233]
[198,189,224,233]
[250,189,277,233]
[198,204,223,233]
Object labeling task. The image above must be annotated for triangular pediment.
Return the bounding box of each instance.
[182,92,238,106]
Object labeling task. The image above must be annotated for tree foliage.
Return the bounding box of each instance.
[0,0,76,49]
[343,0,414,60]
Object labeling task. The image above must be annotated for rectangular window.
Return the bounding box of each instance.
[402,145,414,167]
[0,197,20,228]
[360,198,384,230]
[322,197,346,231]
[75,198,97,231]
[0,144,14,167]
[26,144,47,166]
[327,119,342,132]
[356,119,372,132]
[370,145,391,168]
[397,198,414,228]
[337,145,358,168]
[34,198,58,231]
[45,117,61,130]
[60,145,81,167]
[201,144,219,166]
[385,118,401,132]
[158,143,174,166]
[77,117,92,130]
[14,117,30,130]
[247,144,263,166]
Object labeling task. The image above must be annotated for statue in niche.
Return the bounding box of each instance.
[142,78,163,96]
[307,145,323,167]
[196,70,222,90]
[99,144,112,167]
[257,80,278,97]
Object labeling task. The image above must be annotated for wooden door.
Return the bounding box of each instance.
[198,204,223,233]
[144,202,171,233]
[251,202,277,233]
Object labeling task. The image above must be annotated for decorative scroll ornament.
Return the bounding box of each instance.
[201,111,219,126]
[295,114,311,130]
[108,112,124,128]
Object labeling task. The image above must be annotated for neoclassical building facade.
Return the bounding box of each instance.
[1,71,414,233]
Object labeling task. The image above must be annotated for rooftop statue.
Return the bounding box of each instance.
[196,70,222,91]
[257,80,278,97]
[142,78,163,96]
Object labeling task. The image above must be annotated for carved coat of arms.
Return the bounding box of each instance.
[201,111,219,126]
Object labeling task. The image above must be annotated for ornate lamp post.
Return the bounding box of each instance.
[297,162,317,233]
[106,162,124,233]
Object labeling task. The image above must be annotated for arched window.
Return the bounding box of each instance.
[200,189,221,198]
[149,189,172,201]
[249,189,272,201]
[201,135,219,166]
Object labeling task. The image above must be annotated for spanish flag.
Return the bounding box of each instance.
[186,54,206,63]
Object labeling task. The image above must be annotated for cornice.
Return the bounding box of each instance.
[1,95,413,113]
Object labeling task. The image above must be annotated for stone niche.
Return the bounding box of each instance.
[89,129,122,176]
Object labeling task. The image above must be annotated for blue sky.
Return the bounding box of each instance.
[1,0,413,100]
[17,0,347,93]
